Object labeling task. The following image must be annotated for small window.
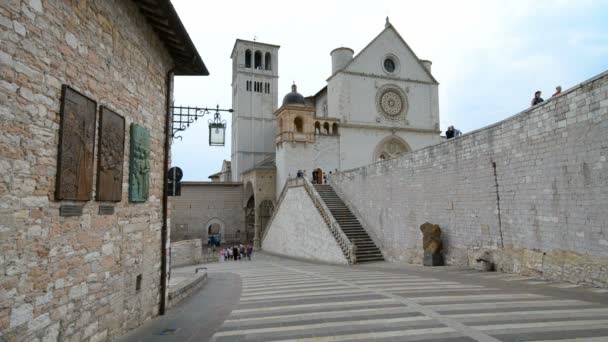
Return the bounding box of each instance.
[254,51,262,69]
[136,274,142,291]
[265,52,272,70]
[245,49,252,68]
[294,117,303,133]
[383,58,395,73]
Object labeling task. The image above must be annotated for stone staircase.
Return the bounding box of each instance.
[313,184,384,263]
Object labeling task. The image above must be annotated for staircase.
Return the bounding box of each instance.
[313,184,384,263]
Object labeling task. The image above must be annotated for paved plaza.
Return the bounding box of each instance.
[124,253,608,342]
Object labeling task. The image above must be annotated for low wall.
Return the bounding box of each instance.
[330,71,608,287]
[262,185,349,265]
[170,239,203,267]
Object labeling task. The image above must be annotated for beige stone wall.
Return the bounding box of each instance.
[170,239,203,267]
[330,71,608,287]
[171,183,245,243]
[0,1,173,340]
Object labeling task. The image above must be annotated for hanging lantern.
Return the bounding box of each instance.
[208,107,227,146]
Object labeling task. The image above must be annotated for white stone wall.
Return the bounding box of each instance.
[330,71,608,287]
[170,239,203,267]
[262,186,349,264]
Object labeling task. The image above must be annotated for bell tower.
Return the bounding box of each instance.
[230,39,280,182]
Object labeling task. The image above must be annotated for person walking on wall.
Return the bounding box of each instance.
[446,126,455,139]
[531,90,544,106]
[552,86,562,97]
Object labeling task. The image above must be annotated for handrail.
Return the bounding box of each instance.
[301,178,356,264]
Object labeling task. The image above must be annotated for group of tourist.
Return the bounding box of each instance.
[531,85,562,106]
[207,235,221,247]
[220,244,253,261]
[445,126,462,139]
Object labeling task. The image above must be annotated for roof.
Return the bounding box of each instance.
[327,23,437,84]
[242,155,276,174]
[132,0,209,76]
[230,39,281,58]
[208,171,221,179]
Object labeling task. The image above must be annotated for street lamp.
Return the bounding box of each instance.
[171,104,232,145]
[209,110,227,146]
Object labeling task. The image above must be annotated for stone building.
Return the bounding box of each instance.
[172,19,441,247]
[0,0,207,340]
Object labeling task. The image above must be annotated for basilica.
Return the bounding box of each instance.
[175,19,441,246]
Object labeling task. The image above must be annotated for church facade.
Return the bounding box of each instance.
[172,20,441,246]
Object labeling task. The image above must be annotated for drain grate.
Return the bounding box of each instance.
[155,327,180,335]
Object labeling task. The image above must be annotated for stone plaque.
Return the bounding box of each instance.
[56,85,97,201]
[98,205,115,215]
[60,205,83,217]
[129,123,150,202]
[96,106,125,202]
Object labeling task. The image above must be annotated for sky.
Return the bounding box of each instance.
[170,0,608,181]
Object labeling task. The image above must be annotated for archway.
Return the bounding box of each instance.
[259,200,274,238]
[205,217,226,245]
[312,168,323,184]
[373,135,411,162]
[245,196,255,243]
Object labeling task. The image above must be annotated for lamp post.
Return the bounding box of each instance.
[171,104,232,145]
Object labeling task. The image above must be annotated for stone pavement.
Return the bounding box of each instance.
[122,253,608,341]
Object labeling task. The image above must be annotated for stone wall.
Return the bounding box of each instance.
[330,71,608,287]
[262,185,349,265]
[170,239,203,268]
[0,1,173,340]
[171,182,244,243]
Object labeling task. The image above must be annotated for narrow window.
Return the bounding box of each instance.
[136,274,142,291]
[332,123,339,135]
[294,117,303,133]
[254,51,262,69]
[245,49,252,68]
[265,52,272,70]
[323,122,330,135]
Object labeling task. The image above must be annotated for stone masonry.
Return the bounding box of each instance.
[330,71,608,287]
[0,1,178,341]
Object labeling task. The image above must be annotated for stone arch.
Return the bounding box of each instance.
[243,181,255,242]
[373,135,411,162]
[314,121,321,134]
[254,50,262,69]
[245,49,252,68]
[294,116,303,133]
[264,52,272,70]
[259,200,274,237]
[323,122,330,135]
[332,123,339,135]
[205,217,226,239]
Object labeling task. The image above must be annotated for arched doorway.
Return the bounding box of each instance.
[312,168,323,184]
[259,200,274,238]
[245,196,255,243]
[373,135,411,162]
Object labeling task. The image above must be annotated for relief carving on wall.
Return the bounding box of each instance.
[96,106,125,202]
[129,123,150,202]
[56,85,97,201]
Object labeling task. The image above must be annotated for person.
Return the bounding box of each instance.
[226,246,232,260]
[219,248,225,262]
[446,126,455,139]
[233,245,239,261]
[531,91,544,106]
[296,169,303,178]
[552,86,562,97]
[454,127,462,137]
[239,244,245,259]
[247,244,253,260]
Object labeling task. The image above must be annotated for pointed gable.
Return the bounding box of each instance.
[338,24,437,84]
